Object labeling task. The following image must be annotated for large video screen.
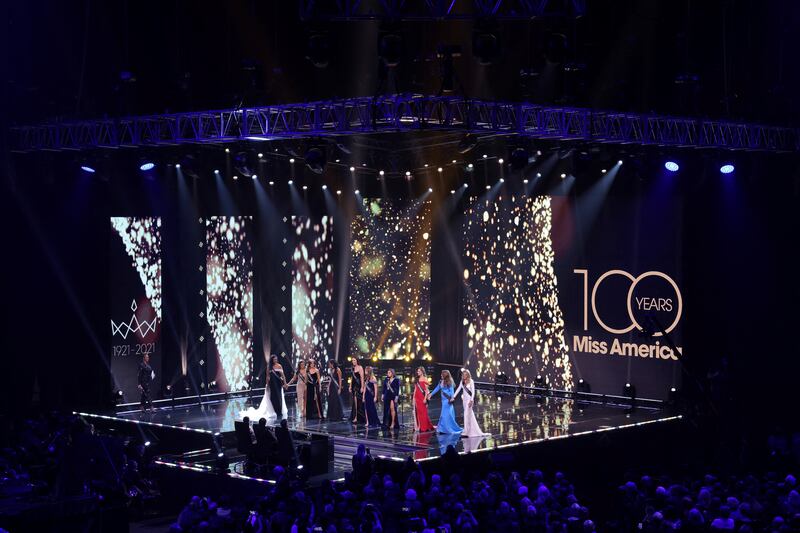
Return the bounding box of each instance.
[206,216,253,392]
[463,196,573,389]
[291,216,334,367]
[109,217,162,402]
[350,198,432,360]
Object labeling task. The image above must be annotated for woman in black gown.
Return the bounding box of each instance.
[326,360,345,420]
[350,357,366,424]
[269,355,288,420]
[364,366,381,427]
[306,359,324,419]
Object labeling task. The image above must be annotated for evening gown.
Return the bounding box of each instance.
[306,371,324,419]
[413,378,435,432]
[326,372,345,420]
[269,369,288,420]
[350,369,366,423]
[364,380,381,427]
[453,380,489,437]
[429,382,462,434]
[295,372,307,418]
[382,376,401,429]
[240,370,285,421]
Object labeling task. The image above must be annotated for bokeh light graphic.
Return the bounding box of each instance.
[206,216,253,391]
[350,199,432,360]
[463,196,573,389]
[291,216,334,367]
[110,217,162,321]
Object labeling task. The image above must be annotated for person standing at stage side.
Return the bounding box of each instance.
[413,367,435,432]
[350,357,366,424]
[286,360,307,418]
[326,360,345,420]
[381,369,401,429]
[426,370,462,434]
[363,366,381,427]
[269,355,289,420]
[137,353,155,413]
[306,359,324,419]
[453,369,489,438]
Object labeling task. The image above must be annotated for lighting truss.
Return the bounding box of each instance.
[10,95,799,153]
[298,0,586,21]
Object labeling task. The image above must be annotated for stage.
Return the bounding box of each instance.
[77,386,682,482]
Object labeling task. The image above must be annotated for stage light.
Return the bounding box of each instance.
[355,189,360,194]
[140,162,155,171]
[379,170,385,176]
[349,166,355,172]
[269,181,274,186]
[576,378,591,394]
[405,171,411,177]
[664,161,679,172]
[523,179,529,184]
[463,183,468,188]
[289,158,295,163]
[175,164,181,169]
[499,178,504,183]
[144,441,151,447]
[486,185,491,190]
[482,154,488,159]
[424,164,429,167]
[534,375,545,387]
[335,159,340,163]
[494,372,509,385]
[302,185,308,190]
[720,164,735,174]
[232,175,238,180]
[601,169,607,173]
[437,167,443,173]
[450,189,455,194]
[467,163,474,169]
[322,184,327,190]
[537,150,542,156]
[536,172,542,178]
[288,180,294,185]
[80,165,96,173]
[560,173,566,179]
[623,383,636,399]
[336,190,341,195]
[498,158,504,164]
[252,174,257,180]
[372,355,378,362]
[257,152,263,158]
[617,160,623,165]
[214,169,220,174]
[362,162,367,167]
[452,159,457,164]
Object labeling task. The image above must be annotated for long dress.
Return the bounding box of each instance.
[413,378,435,432]
[240,381,279,422]
[326,370,345,420]
[429,382,462,434]
[364,380,381,427]
[295,372,307,418]
[306,371,323,419]
[269,368,288,420]
[382,376,400,428]
[453,380,489,437]
[350,368,366,423]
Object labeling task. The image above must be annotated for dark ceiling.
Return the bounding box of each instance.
[4,0,800,128]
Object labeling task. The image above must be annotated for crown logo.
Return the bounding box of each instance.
[111,299,158,339]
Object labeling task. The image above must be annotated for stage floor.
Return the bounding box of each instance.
[111,388,681,466]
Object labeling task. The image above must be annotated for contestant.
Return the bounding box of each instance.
[363,366,381,427]
[306,359,324,419]
[240,356,286,421]
[427,370,462,434]
[286,360,307,418]
[350,357,366,424]
[268,355,289,420]
[381,368,401,429]
[413,366,435,432]
[137,353,154,413]
[326,360,346,420]
[453,369,489,437]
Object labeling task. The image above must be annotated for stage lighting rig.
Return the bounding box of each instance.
[304,146,327,174]
[623,383,636,400]
[379,30,403,67]
[234,151,256,177]
[305,31,331,68]
[510,147,530,170]
[576,378,591,394]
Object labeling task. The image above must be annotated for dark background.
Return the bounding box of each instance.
[3,1,800,430]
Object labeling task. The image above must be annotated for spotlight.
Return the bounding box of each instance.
[437,167,443,173]
[175,163,181,169]
[623,383,636,399]
[234,151,256,177]
[405,171,411,177]
[452,159,456,164]
[144,441,151,447]
[269,181,274,186]
[601,169,607,173]
[720,164,735,174]
[304,147,326,174]
[450,189,455,194]
[536,172,542,178]
[302,185,308,190]
[289,158,295,164]
[482,154,488,159]
[576,378,591,394]
[139,162,155,171]
[350,166,355,172]
[322,184,327,190]
[617,160,623,165]
[257,153,263,158]
[336,190,341,195]
[379,170,385,176]
[664,161,679,172]
[214,169,220,174]
[232,175,238,180]
[428,187,433,192]
[486,185,491,190]
[498,158,504,164]
[463,183,468,188]
[560,173,566,179]
[668,386,679,404]
[467,163,474,169]
[252,174,257,180]
[80,165,96,174]
[288,180,294,185]
[499,178,504,183]
[523,179,529,184]
[355,189,360,194]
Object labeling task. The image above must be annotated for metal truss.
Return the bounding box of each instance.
[298,0,585,21]
[10,95,799,153]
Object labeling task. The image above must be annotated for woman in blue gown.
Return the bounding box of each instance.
[427,370,462,434]
[363,366,381,427]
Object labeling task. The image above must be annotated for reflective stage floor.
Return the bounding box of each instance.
[97,388,681,473]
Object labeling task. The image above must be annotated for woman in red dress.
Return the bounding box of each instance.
[413,366,435,432]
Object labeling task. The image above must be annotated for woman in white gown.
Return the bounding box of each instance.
[240,355,288,421]
[452,369,489,438]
